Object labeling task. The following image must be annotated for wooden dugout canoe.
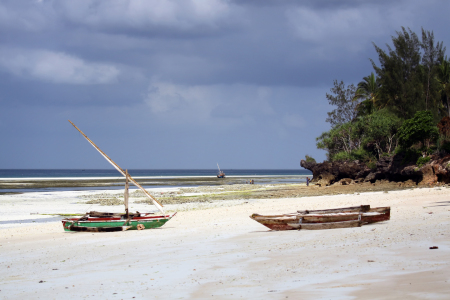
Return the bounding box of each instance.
[250,205,390,231]
[287,220,363,230]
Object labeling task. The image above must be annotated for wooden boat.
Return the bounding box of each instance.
[250,205,390,231]
[287,220,363,230]
[217,163,225,178]
[62,212,176,232]
[62,121,176,232]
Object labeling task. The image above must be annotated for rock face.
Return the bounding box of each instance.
[300,154,450,186]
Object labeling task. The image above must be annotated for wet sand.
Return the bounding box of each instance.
[1,185,450,299]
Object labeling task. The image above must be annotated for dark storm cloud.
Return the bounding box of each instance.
[0,0,413,90]
[1,0,450,168]
[231,0,399,8]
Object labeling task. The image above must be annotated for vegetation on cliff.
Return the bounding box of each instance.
[316,27,450,167]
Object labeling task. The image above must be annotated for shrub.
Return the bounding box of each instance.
[331,148,373,162]
[350,148,371,161]
[440,142,450,153]
[397,148,422,165]
[332,151,352,161]
[398,111,438,149]
[416,156,431,167]
[305,155,316,163]
[366,160,377,170]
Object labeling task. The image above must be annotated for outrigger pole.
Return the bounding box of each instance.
[68,120,165,215]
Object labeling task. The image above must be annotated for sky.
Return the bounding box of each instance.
[1,0,450,170]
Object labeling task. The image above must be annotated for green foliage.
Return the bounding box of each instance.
[354,72,380,116]
[371,27,424,118]
[436,58,450,116]
[396,148,422,165]
[398,111,439,149]
[440,141,450,153]
[305,155,316,163]
[416,156,431,167]
[421,29,446,118]
[325,80,359,127]
[316,120,365,160]
[331,148,373,162]
[371,27,445,121]
[366,160,377,170]
[316,27,449,163]
[362,108,402,158]
[332,151,353,161]
[350,148,372,161]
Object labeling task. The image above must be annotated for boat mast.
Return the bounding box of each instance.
[68,120,165,215]
[124,169,129,218]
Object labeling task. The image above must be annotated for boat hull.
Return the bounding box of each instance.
[67,225,132,232]
[250,206,390,231]
[287,220,363,230]
[62,213,176,232]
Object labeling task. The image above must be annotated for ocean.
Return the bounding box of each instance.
[0,169,311,178]
[0,169,312,193]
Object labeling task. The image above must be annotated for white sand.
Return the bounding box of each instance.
[1,187,450,299]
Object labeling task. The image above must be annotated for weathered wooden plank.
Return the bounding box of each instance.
[297,205,370,214]
[287,220,363,230]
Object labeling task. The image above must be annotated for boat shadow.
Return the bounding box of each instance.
[248,222,389,233]
[430,201,450,207]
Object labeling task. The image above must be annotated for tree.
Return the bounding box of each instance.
[325,80,359,127]
[316,119,365,161]
[421,28,446,114]
[353,72,380,116]
[436,57,450,116]
[437,116,450,142]
[362,109,402,158]
[398,111,439,149]
[371,27,424,119]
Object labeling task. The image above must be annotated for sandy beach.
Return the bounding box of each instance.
[1,184,450,299]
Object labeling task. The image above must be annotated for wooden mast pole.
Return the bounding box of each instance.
[68,120,165,215]
[125,169,129,218]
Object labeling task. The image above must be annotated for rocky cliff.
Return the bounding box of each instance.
[300,154,450,186]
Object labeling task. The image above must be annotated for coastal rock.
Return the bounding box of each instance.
[333,178,353,186]
[419,164,437,186]
[364,172,377,182]
[301,154,450,186]
[300,160,369,185]
[316,173,335,187]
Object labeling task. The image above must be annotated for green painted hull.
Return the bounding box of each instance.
[62,213,175,232]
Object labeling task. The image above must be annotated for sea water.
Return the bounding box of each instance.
[0,169,312,194]
[0,169,310,178]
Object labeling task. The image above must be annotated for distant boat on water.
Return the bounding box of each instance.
[217,163,225,178]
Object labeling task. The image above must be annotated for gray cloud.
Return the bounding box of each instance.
[0,0,449,168]
[0,48,119,84]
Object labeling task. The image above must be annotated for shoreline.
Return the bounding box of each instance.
[0,174,305,181]
[1,185,449,298]
[0,175,308,189]
[0,181,417,227]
